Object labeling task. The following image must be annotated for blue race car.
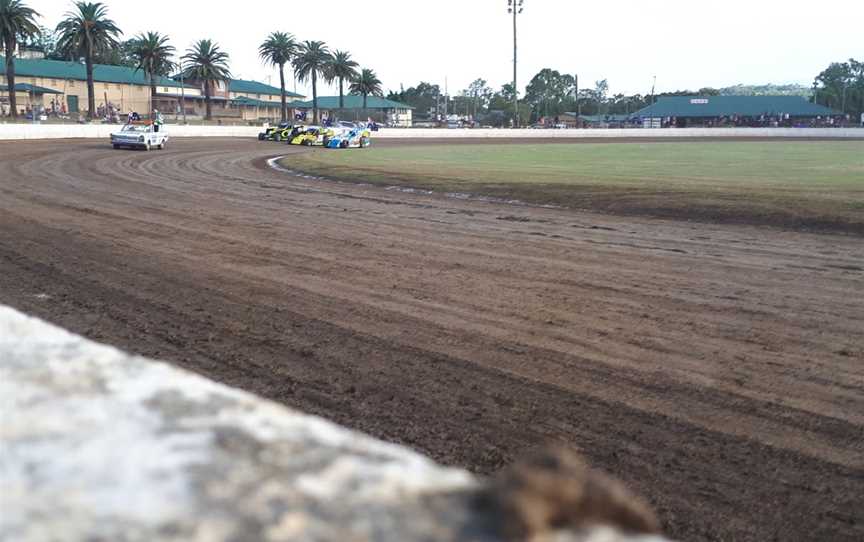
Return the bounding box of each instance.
[325,123,372,149]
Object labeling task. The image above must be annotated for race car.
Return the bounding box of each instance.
[289,126,335,146]
[325,124,372,149]
[258,123,297,142]
[110,121,168,150]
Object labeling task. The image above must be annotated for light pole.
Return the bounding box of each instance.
[508,0,523,128]
[574,73,580,117]
[651,75,657,105]
[841,81,848,115]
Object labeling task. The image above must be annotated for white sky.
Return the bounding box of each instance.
[25,0,864,97]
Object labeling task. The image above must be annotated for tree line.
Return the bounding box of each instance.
[391,61,864,127]
[1,0,383,122]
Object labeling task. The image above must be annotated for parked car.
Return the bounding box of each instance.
[110,122,168,150]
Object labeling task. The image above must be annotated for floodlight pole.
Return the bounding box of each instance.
[575,73,580,117]
[651,75,657,105]
[509,0,523,128]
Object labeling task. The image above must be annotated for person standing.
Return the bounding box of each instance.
[153,109,164,132]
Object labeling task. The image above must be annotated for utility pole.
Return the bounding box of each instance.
[508,0,523,128]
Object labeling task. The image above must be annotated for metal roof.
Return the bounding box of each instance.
[229,78,303,98]
[578,114,632,122]
[232,95,284,107]
[0,56,193,88]
[0,82,63,94]
[632,95,840,118]
[292,95,414,110]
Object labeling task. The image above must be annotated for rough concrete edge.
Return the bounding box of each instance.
[0,304,674,541]
[0,305,477,541]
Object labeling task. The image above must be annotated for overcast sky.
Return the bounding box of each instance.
[25,0,864,97]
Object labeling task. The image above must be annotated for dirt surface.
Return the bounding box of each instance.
[1,138,862,541]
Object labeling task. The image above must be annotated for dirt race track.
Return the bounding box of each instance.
[1,138,862,540]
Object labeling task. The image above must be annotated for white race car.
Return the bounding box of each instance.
[110,122,168,150]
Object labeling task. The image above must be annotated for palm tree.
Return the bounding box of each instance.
[1,0,39,118]
[130,32,175,102]
[259,31,296,123]
[182,39,230,121]
[55,2,121,120]
[327,50,358,111]
[292,40,331,125]
[350,68,383,110]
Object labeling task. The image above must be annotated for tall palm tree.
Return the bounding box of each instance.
[0,0,40,118]
[259,31,296,123]
[55,1,121,120]
[327,50,358,111]
[349,68,383,110]
[292,40,331,125]
[182,39,230,121]
[130,32,175,102]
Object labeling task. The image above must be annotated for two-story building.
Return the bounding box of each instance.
[1,52,305,122]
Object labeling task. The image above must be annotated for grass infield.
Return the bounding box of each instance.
[282,141,864,233]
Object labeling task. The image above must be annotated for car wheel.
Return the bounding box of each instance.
[144,142,151,151]
[340,140,349,149]
[159,141,166,150]
[360,137,370,148]
[275,133,282,142]
[112,144,120,149]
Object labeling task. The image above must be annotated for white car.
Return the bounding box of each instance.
[110,123,168,151]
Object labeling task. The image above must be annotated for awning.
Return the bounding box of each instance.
[232,96,284,108]
[0,83,63,94]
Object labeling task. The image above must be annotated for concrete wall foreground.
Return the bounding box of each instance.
[0,305,670,542]
[0,123,862,140]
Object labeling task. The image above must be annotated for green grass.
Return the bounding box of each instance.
[282,141,864,233]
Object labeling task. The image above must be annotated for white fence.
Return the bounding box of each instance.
[1,123,862,140]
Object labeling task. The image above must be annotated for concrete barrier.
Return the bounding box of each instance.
[0,123,260,140]
[0,305,671,542]
[1,122,862,140]
[373,127,864,139]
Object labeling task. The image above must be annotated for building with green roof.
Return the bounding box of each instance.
[228,79,303,98]
[632,96,842,127]
[292,95,414,126]
[2,55,306,122]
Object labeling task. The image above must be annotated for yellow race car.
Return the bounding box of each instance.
[289,126,333,146]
